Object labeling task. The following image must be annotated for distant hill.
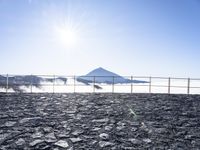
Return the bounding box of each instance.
[0,75,67,92]
[77,67,148,84]
[0,75,43,92]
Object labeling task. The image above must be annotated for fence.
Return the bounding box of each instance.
[0,74,200,94]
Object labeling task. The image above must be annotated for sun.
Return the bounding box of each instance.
[55,25,79,47]
[59,28,77,45]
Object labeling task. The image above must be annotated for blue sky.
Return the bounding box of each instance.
[0,0,200,77]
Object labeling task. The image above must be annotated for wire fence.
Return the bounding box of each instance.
[0,74,200,94]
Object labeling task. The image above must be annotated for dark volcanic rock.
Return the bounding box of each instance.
[54,140,69,148]
[29,139,44,147]
[69,137,83,143]
[0,93,200,149]
[99,141,114,148]
[99,133,109,140]
[15,138,26,146]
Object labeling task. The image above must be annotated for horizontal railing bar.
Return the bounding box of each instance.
[150,85,169,88]
[2,74,200,79]
[2,76,200,81]
[147,77,169,79]
[4,84,200,89]
[189,87,200,89]
[169,86,190,88]
[169,77,190,80]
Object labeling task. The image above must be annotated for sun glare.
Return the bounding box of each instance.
[55,26,78,47]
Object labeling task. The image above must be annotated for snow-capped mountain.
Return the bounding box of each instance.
[77,67,148,84]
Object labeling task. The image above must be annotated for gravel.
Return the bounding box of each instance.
[0,93,200,149]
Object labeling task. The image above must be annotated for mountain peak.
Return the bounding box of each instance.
[97,67,104,70]
[78,67,147,84]
[87,67,119,76]
[94,67,109,72]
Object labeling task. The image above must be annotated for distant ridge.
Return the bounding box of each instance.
[0,75,67,92]
[77,67,148,84]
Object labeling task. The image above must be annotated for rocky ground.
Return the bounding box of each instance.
[0,93,200,150]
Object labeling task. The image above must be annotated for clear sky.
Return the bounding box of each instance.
[0,0,200,77]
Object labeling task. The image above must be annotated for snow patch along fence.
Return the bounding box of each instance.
[0,74,200,94]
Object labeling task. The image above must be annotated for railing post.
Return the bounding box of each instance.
[112,76,114,93]
[53,75,55,93]
[131,76,133,94]
[149,76,152,93]
[168,77,171,94]
[74,76,76,93]
[93,76,95,93]
[30,74,33,93]
[187,78,190,94]
[6,74,8,93]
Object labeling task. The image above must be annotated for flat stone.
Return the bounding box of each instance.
[40,96,46,99]
[91,127,101,131]
[99,141,114,148]
[116,122,126,131]
[116,126,125,131]
[120,146,134,150]
[99,133,109,140]
[143,138,152,143]
[15,138,26,146]
[65,110,76,114]
[62,123,69,128]
[128,138,142,145]
[45,132,57,143]
[131,127,138,132]
[4,121,16,127]
[19,117,30,123]
[54,140,69,148]
[154,128,166,134]
[69,137,83,143]
[92,118,109,123]
[29,139,44,147]
[185,134,195,140]
[71,130,84,136]
[74,114,84,120]
[89,140,98,145]
[56,132,70,138]
[43,127,52,133]
[31,132,43,139]
[105,126,113,131]
[117,122,126,126]
[19,117,41,124]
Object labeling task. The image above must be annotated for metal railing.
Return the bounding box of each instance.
[0,74,200,94]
